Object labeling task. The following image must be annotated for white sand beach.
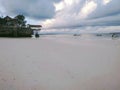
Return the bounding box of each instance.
[0,35,120,90]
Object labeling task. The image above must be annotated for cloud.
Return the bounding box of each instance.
[0,0,120,31]
[88,0,120,19]
[42,0,120,28]
[0,0,61,19]
[103,0,111,5]
[79,1,97,18]
[41,26,120,34]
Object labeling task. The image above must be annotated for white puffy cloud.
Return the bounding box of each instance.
[42,0,120,29]
[0,0,120,32]
[103,0,111,5]
[79,1,97,18]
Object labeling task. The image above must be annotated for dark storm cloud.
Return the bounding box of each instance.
[0,0,61,19]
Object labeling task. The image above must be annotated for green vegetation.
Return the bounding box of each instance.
[0,15,26,27]
[0,15,32,37]
[14,15,26,27]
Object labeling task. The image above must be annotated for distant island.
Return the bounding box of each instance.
[0,15,42,37]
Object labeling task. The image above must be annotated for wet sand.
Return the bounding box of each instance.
[0,36,120,90]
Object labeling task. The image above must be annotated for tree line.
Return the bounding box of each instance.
[0,15,26,27]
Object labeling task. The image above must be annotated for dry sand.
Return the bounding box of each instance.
[0,35,120,90]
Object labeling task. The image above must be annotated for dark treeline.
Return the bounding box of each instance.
[0,15,33,37]
[0,15,42,37]
[0,15,26,27]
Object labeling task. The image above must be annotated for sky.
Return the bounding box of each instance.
[0,0,120,32]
